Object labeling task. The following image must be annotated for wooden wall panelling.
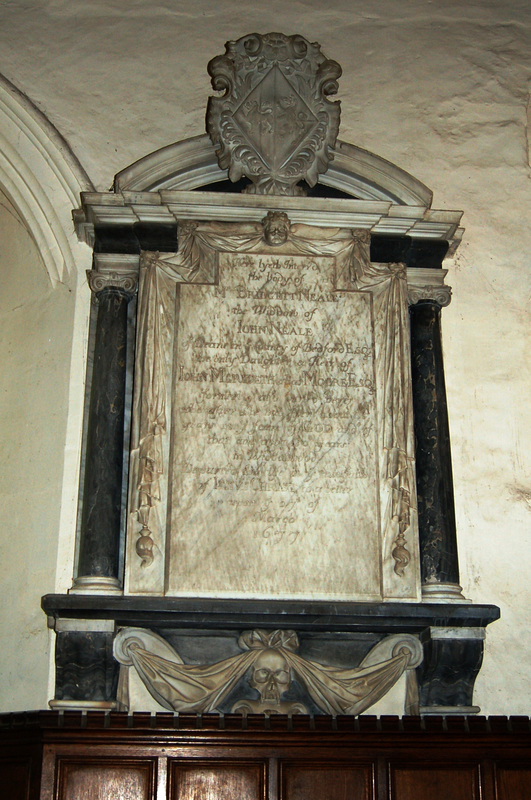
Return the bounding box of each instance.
[2,712,531,800]
[0,727,42,800]
[493,764,531,800]
[280,761,375,800]
[168,759,266,800]
[389,763,481,800]
[0,758,33,800]
[54,757,156,800]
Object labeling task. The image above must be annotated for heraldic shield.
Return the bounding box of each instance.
[207,32,341,196]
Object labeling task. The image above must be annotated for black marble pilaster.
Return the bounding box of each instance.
[416,633,485,712]
[409,300,461,590]
[75,284,132,588]
[54,630,119,703]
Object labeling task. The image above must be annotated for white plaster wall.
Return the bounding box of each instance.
[0,191,78,711]
[0,0,529,715]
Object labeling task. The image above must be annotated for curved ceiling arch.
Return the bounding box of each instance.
[0,73,93,286]
[114,133,433,208]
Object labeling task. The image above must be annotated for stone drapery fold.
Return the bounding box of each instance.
[114,628,421,715]
[128,222,415,577]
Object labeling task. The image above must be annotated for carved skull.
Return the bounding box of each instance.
[249,648,291,704]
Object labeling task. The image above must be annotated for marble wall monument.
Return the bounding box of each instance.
[44,32,499,719]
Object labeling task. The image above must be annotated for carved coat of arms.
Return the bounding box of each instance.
[207,32,341,196]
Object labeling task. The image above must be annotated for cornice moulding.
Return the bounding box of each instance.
[407,267,449,284]
[93,253,141,273]
[77,189,463,247]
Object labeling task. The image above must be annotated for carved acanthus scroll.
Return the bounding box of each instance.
[407,267,452,308]
[114,627,422,715]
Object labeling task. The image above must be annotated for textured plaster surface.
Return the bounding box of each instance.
[0,0,529,714]
[0,190,76,711]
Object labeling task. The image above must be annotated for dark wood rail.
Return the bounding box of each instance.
[2,711,530,799]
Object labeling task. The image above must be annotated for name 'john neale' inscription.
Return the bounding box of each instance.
[168,252,381,598]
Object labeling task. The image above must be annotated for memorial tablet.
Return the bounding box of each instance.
[169,250,379,598]
[126,219,420,602]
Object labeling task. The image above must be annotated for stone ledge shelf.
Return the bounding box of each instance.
[42,594,499,633]
[42,595,499,717]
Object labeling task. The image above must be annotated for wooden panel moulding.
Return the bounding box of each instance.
[2,712,531,800]
[390,764,481,800]
[169,761,266,800]
[56,760,155,800]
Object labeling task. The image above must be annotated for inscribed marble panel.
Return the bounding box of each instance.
[167,250,381,599]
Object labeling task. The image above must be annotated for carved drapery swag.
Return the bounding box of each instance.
[129,221,415,576]
[114,628,422,715]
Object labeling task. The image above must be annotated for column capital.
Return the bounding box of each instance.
[87,253,140,297]
[407,267,452,308]
[87,269,138,298]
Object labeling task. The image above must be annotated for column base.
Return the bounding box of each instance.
[420,705,480,716]
[49,699,119,711]
[422,582,469,603]
[70,576,123,595]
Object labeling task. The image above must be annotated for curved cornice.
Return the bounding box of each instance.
[114,133,433,208]
[0,73,94,285]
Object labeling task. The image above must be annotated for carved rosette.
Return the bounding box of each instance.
[87,270,138,298]
[207,32,341,196]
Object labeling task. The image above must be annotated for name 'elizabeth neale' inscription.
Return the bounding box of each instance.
[168,252,382,599]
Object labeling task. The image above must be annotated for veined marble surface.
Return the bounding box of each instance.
[168,250,381,598]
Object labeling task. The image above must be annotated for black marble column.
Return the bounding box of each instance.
[409,295,464,600]
[72,270,136,594]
